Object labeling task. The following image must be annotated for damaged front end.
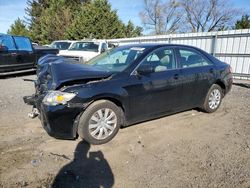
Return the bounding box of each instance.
[23,95,39,118]
[23,54,112,139]
[23,55,63,119]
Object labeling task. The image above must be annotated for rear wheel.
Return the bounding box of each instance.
[202,84,223,113]
[78,100,122,145]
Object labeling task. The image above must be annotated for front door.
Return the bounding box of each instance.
[125,47,183,123]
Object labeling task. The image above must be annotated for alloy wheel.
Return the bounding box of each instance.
[88,108,117,140]
[208,89,221,110]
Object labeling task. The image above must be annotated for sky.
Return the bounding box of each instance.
[0,0,250,34]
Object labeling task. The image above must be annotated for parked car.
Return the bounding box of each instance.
[23,44,233,145]
[107,42,119,49]
[58,39,108,63]
[32,42,39,46]
[0,34,58,76]
[49,40,74,51]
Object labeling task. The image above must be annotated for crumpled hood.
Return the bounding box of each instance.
[36,54,111,92]
[58,50,99,61]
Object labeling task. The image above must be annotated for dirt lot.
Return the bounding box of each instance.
[0,74,249,188]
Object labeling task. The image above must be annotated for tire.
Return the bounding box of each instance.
[202,84,223,113]
[78,100,122,145]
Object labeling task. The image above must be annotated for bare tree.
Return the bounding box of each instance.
[181,0,240,32]
[140,0,182,34]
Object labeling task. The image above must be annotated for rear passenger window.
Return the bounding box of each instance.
[179,49,212,68]
[14,36,33,52]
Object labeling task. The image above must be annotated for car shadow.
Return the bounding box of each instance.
[233,82,250,89]
[51,141,114,188]
[0,70,36,79]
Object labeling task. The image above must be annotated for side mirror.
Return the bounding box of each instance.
[101,48,106,53]
[0,45,8,52]
[136,64,154,75]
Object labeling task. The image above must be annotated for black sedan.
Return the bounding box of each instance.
[24,44,233,145]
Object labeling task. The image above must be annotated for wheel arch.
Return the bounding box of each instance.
[74,95,127,136]
[214,80,226,96]
[92,95,125,112]
[97,97,125,123]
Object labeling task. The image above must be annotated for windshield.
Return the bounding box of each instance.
[69,42,99,52]
[87,46,146,72]
[51,42,71,50]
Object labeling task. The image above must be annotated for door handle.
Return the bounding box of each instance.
[11,53,17,55]
[173,74,179,79]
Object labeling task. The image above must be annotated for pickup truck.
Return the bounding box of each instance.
[0,34,58,76]
[58,40,108,63]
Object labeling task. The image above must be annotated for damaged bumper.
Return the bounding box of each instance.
[23,95,36,106]
[39,104,82,139]
[23,95,84,140]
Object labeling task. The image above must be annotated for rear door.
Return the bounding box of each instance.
[176,47,215,108]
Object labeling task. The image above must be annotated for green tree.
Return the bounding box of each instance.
[25,0,82,44]
[7,18,30,36]
[125,20,143,38]
[235,15,250,29]
[11,0,142,43]
[37,4,73,44]
[65,0,126,39]
[25,0,50,42]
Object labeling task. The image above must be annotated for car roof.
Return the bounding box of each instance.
[72,40,106,45]
[119,43,210,55]
[52,40,74,43]
[79,39,106,43]
[120,43,200,49]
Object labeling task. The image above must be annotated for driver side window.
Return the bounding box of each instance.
[0,36,16,51]
[139,47,176,72]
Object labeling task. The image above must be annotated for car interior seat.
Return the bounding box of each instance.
[187,54,203,67]
[155,55,170,72]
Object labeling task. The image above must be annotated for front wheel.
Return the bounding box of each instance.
[202,84,223,113]
[78,100,122,145]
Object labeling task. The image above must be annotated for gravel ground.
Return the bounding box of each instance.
[0,74,249,188]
